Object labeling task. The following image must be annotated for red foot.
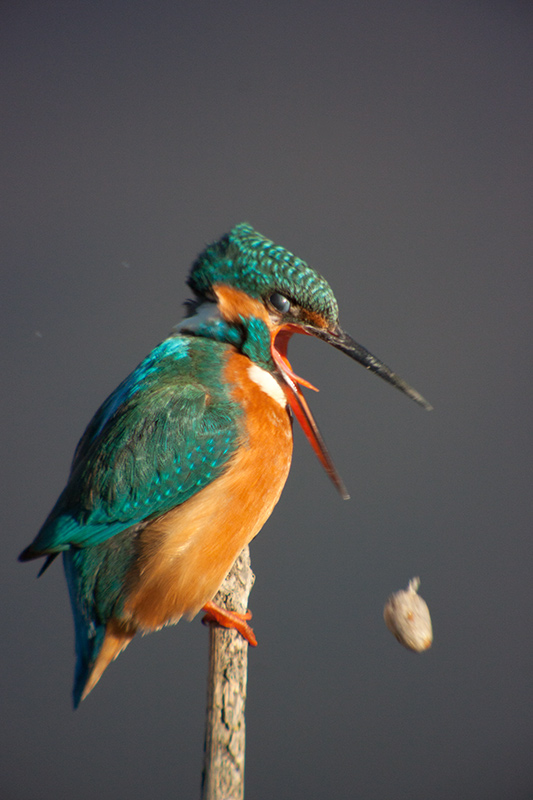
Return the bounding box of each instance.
[201,601,258,646]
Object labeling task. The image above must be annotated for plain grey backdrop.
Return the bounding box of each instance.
[2,2,532,798]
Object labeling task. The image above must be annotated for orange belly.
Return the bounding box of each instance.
[122,349,293,630]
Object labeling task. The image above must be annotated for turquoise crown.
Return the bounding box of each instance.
[188,223,339,325]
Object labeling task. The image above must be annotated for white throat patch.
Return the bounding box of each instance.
[175,304,287,408]
[247,364,287,407]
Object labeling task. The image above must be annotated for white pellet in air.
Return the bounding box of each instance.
[384,577,433,652]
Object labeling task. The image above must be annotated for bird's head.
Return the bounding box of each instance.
[185,223,431,497]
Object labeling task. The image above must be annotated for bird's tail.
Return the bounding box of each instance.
[74,619,135,707]
[63,549,136,707]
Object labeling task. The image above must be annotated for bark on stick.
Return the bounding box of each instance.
[201,547,255,800]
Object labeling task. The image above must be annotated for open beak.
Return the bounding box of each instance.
[271,323,432,500]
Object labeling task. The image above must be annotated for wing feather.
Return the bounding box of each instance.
[21,337,241,557]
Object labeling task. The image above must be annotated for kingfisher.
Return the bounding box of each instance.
[19,223,431,707]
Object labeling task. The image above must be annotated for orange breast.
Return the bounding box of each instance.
[122,350,293,631]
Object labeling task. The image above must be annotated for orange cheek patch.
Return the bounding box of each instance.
[301,309,329,329]
[213,284,271,327]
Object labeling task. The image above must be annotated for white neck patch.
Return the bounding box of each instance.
[173,301,221,335]
[175,303,287,408]
[247,363,287,408]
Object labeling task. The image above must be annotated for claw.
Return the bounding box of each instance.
[202,600,258,646]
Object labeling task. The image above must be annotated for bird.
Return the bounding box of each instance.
[19,223,431,707]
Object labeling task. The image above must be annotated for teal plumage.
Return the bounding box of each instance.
[189,222,339,325]
[20,223,430,707]
[24,335,245,705]
[29,337,241,555]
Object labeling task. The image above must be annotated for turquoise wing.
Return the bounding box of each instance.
[21,335,242,558]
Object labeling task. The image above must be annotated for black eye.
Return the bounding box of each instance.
[269,292,291,313]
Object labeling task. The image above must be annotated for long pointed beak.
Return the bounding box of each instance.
[271,322,431,499]
[305,323,433,411]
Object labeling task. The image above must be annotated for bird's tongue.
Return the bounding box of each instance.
[271,328,349,499]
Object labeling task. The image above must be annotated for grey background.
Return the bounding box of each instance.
[2,2,532,798]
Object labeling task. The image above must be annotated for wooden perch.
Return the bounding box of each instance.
[201,546,255,800]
